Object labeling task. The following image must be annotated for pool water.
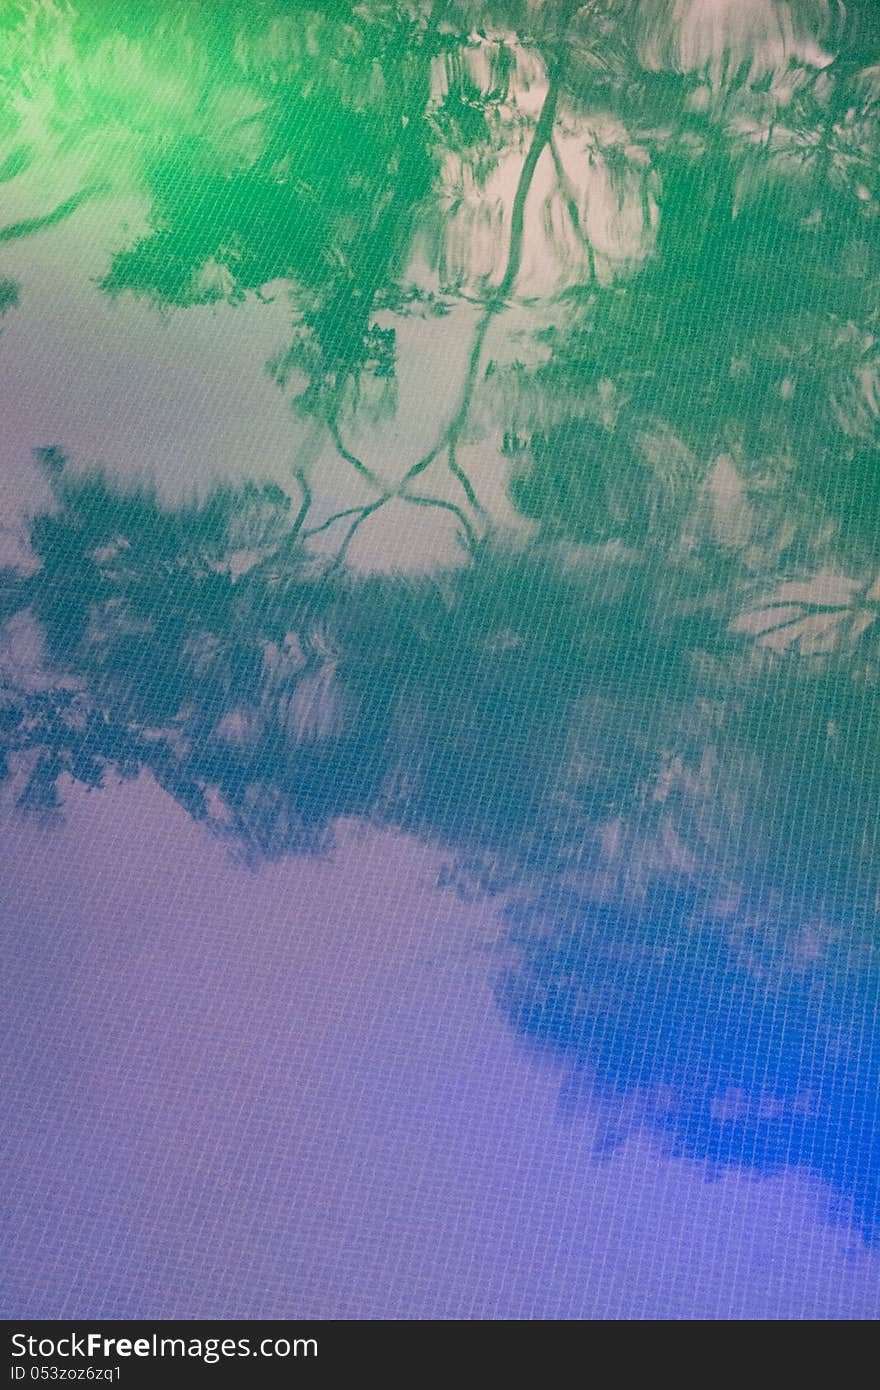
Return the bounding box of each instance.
[3,0,880,1319]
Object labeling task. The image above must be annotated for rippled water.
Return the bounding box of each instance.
[3,0,880,1318]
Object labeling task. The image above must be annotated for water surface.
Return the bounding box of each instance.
[3,0,880,1319]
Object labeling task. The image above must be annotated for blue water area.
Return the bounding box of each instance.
[2,0,880,1319]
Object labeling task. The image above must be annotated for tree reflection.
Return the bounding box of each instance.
[2,0,880,1243]
[3,0,878,552]
[2,446,879,904]
[497,882,880,1241]
[3,456,880,1236]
